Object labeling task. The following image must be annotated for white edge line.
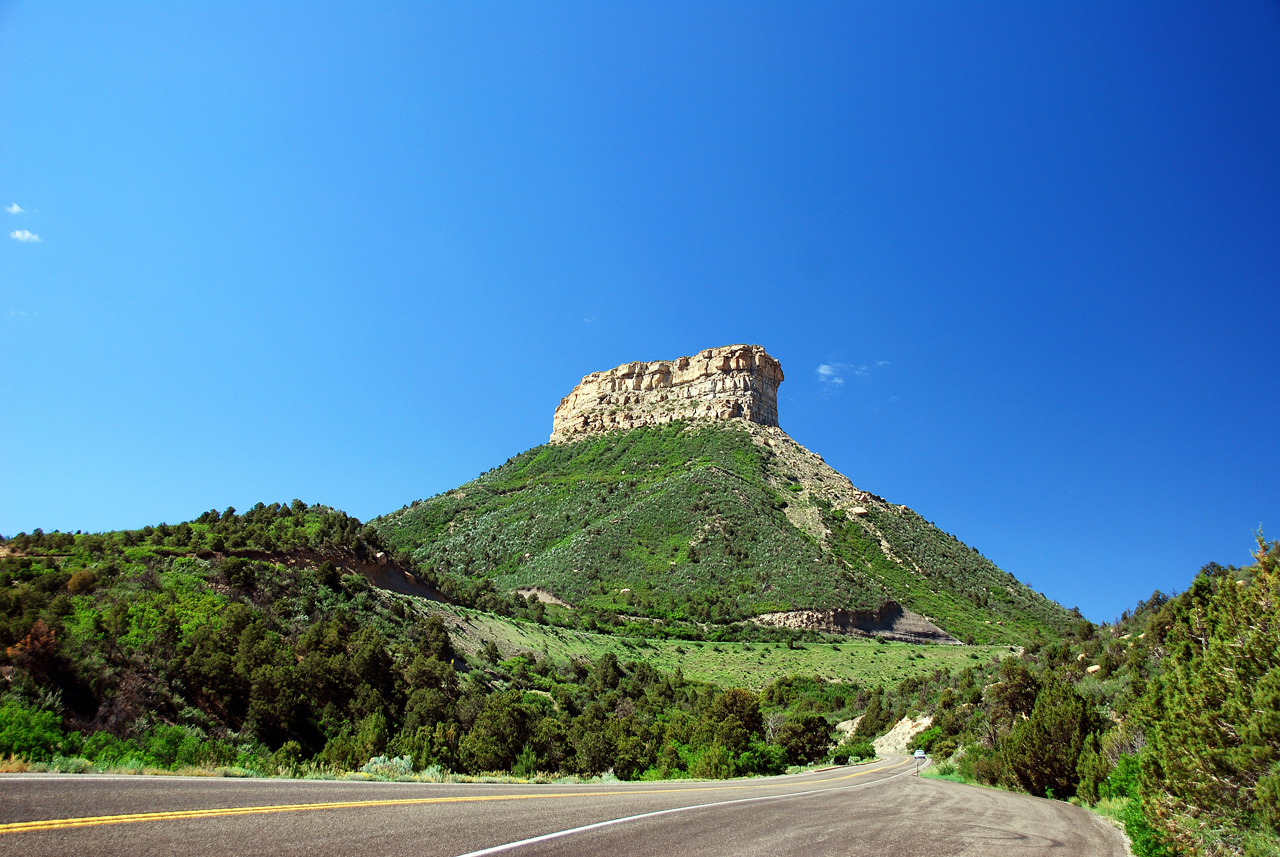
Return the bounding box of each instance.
[453,762,919,857]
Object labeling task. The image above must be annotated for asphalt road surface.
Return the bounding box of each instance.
[0,756,1127,856]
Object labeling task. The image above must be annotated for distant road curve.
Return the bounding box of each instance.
[0,756,1126,856]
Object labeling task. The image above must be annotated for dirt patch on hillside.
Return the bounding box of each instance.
[515,587,573,608]
[260,549,450,602]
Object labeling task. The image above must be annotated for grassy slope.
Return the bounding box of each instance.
[825,503,1074,645]
[378,422,868,619]
[375,422,1075,645]
[429,602,1011,692]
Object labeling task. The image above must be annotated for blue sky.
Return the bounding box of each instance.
[3,2,1278,622]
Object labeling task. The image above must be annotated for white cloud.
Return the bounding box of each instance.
[9,229,40,243]
[816,363,851,385]
[5,203,24,215]
[817,359,891,389]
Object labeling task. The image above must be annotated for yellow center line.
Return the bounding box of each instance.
[0,759,910,835]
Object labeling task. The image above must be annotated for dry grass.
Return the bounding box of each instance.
[0,755,31,773]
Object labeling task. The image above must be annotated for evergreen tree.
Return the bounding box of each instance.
[1136,538,1280,850]
[1002,672,1097,798]
[1075,732,1110,805]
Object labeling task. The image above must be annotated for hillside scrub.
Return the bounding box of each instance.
[5,452,1273,856]
[906,537,1280,857]
[375,422,1075,645]
[0,513,869,781]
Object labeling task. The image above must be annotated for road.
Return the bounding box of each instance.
[0,756,1127,856]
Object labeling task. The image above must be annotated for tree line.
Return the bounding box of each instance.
[0,506,857,781]
[899,536,1280,856]
[5,504,1275,855]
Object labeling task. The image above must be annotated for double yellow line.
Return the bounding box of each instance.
[0,759,907,836]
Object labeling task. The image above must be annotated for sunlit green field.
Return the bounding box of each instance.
[429,603,1011,691]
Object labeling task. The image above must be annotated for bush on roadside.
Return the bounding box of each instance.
[360,755,414,778]
[776,714,832,766]
[0,699,77,762]
[908,726,943,753]
[840,739,875,763]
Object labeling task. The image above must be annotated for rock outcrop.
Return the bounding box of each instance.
[752,602,962,645]
[551,344,784,442]
[873,715,935,756]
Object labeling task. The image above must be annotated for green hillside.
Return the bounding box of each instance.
[426,602,1009,692]
[375,421,1075,645]
[5,454,1270,855]
[0,509,1002,781]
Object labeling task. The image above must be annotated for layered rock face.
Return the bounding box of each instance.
[753,603,961,645]
[551,344,784,442]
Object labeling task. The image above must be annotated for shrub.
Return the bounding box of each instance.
[776,714,832,766]
[1254,767,1280,830]
[461,691,532,773]
[908,726,943,753]
[321,728,362,772]
[360,755,413,778]
[511,745,538,779]
[1104,754,1140,800]
[50,755,92,773]
[219,557,256,590]
[0,700,72,762]
[958,744,1003,785]
[341,573,371,594]
[932,737,959,761]
[82,731,138,766]
[1122,794,1174,857]
[691,744,736,779]
[739,741,787,776]
[145,724,206,769]
[840,739,875,762]
[272,740,303,776]
[1075,733,1110,805]
[1002,672,1098,798]
[67,570,96,594]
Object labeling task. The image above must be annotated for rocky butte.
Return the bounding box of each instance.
[377,341,1073,647]
[546,342,963,644]
[551,343,784,442]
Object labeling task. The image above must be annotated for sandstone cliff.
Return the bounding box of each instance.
[752,603,961,645]
[551,344,784,442]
